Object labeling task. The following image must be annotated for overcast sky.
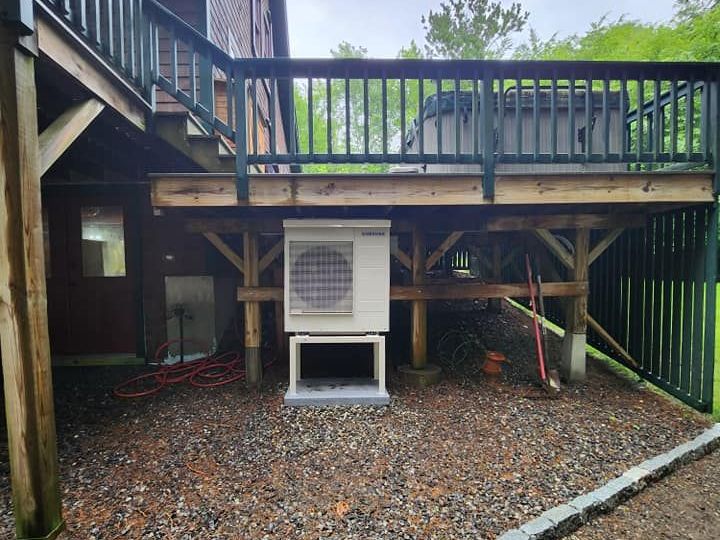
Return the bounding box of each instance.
[286,0,678,58]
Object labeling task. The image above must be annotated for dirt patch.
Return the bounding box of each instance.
[0,303,711,539]
[569,448,720,540]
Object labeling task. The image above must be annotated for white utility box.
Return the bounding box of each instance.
[283,219,391,334]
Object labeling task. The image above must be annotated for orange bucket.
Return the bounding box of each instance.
[482,351,508,376]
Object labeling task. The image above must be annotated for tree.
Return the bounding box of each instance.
[514,2,720,62]
[421,0,529,59]
[294,41,408,172]
[674,0,719,22]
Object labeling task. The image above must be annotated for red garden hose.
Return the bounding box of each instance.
[113,340,273,398]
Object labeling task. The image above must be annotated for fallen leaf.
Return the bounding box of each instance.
[335,500,350,518]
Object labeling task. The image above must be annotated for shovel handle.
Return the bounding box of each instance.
[525,254,547,382]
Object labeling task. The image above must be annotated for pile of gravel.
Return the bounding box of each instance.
[0,304,711,539]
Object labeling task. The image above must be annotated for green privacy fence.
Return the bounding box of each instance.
[588,205,718,412]
[495,206,718,412]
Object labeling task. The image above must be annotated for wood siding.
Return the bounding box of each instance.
[156,0,287,167]
[155,0,203,113]
[209,0,253,58]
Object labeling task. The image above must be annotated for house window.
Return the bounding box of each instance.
[81,206,126,277]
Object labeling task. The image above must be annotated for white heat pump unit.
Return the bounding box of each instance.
[283,219,391,334]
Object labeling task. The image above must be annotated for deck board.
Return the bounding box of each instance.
[150,172,715,207]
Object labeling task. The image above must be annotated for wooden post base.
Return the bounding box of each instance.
[245,347,262,388]
[411,300,427,369]
[561,332,587,382]
[398,364,442,387]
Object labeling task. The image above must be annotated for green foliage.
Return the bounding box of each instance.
[293,41,424,173]
[421,0,529,59]
[514,2,720,62]
[292,0,720,174]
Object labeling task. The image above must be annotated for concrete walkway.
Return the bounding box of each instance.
[569,449,720,540]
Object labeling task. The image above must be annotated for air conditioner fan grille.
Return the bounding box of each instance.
[288,241,353,313]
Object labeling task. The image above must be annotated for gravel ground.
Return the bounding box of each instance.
[0,303,712,539]
[568,449,720,540]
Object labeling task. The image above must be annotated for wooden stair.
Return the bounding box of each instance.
[153,111,235,173]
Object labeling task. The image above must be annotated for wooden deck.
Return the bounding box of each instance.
[149,171,714,207]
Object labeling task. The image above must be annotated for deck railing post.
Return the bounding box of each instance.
[197,50,215,132]
[481,73,495,200]
[139,0,153,101]
[709,77,720,195]
[234,63,249,199]
[702,75,719,410]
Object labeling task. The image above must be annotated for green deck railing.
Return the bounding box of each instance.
[40,0,720,198]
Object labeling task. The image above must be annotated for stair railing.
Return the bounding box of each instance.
[40,0,151,95]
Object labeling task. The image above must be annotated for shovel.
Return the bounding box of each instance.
[536,271,562,393]
[525,254,547,385]
[524,254,561,395]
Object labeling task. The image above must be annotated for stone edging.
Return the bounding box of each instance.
[498,423,720,540]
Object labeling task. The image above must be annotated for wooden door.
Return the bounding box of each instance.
[45,192,140,355]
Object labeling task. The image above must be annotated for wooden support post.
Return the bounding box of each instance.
[411,226,427,369]
[487,243,503,313]
[561,228,590,382]
[0,34,64,539]
[235,281,589,302]
[243,231,262,387]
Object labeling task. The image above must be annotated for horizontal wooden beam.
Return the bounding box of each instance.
[186,219,284,234]
[150,172,713,208]
[237,287,284,302]
[485,213,645,231]
[185,213,646,236]
[39,99,105,175]
[494,173,713,204]
[37,11,148,130]
[235,281,587,303]
[390,281,588,300]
